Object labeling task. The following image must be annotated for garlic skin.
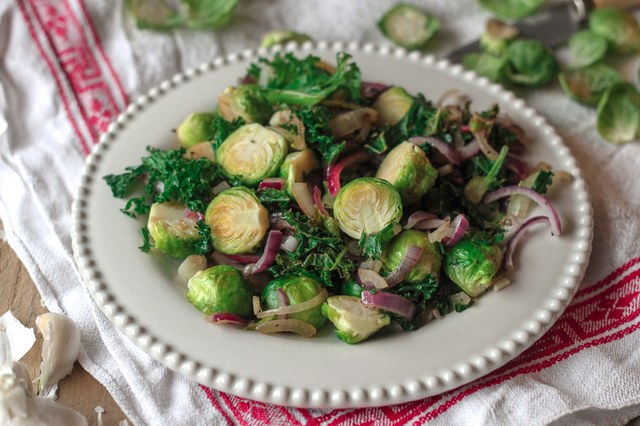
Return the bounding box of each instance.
[35,313,81,399]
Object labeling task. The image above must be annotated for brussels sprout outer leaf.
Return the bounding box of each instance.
[462,53,509,85]
[262,275,326,329]
[568,30,608,68]
[559,63,623,106]
[382,229,442,284]
[444,239,503,297]
[322,296,391,344]
[478,0,545,20]
[186,265,255,318]
[279,149,321,198]
[596,82,640,144]
[589,7,640,54]
[377,4,441,51]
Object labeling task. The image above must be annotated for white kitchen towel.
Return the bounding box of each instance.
[0,0,639,425]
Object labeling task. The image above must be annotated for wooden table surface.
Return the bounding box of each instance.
[0,221,129,425]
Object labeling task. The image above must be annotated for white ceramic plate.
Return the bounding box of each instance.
[71,42,592,409]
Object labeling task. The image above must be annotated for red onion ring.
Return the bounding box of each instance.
[483,186,561,236]
[259,178,286,191]
[210,313,250,326]
[313,186,329,216]
[357,269,388,290]
[183,208,205,222]
[409,136,460,165]
[405,211,440,230]
[328,151,371,196]
[441,214,469,248]
[361,82,390,99]
[211,251,243,268]
[243,231,284,275]
[225,254,261,264]
[505,154,529,182]
[504,216,550,270]
[361,291,416,321]
[384,245,423,287]
[456,140,480,160]
[292,182,317,221]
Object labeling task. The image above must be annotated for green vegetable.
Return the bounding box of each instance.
[444,238,503,297]
[559,63,622,106]
[124,0,185,29]
[382,229,442,284]
[596,82,640,144]
[480,19,519,56]
[216,123,289,186]
[341,279,364,298]
[462,53,509,85]
[125,0,238,30]
[176,113,217,149]
[375,141,438,205]
[182,0,239,29]
[218,85,272,124]
[205,187,269,254]
[568,30,608,68]
[147,201,205,258]
[505,39,559,87]
[377,4,441,51]
[589,7,640,54]
[262,275,326,329]
[260,30,312,48]
[464,145,508,204]
[478,0,545,20]
[333,178,403,239]
[279,149,320,198]
[296,105,343,164]
[186,265,254,317]
[531,170,554,195]
[321,296,390,344]
[371,86,415,126]
[358,223,400,260]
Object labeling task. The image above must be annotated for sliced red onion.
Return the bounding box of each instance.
[414,219,448,231]
[504,216,550,271]
[361,82,389,99]
[357,269,388,290]
[471,128,499,161]
[328,108,378,138]
[484,186,561,236]
[328,151,371,196]
[243,231,283,275]
[456,140,480,160]
[259,178,286,191]
[183,208,205,222]
[405,211,440,230]
[292,182,317,221]
[225,254,261,264]
[409,136,460,165]
[441,214,469,247]
[257,289,329,319]
[384,245,423,288]
[508,124,526,144]
[460,125,470,132]
[358,258,383,273]
[361,291,416,321]
[275,217,294,230]
[255,319,317,338]
[211,251,243,268]
[313,186,329,216]
[505,154,529,182]
[276,288,289,319]
[211,313,250,326]
[280,235,300,253]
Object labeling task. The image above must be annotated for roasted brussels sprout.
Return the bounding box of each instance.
[375,141,438,205]
[589,7,640,54]
[371,86,414,126]
[260,30,312,48]
[279,149,321,198]
[147,201,202,258]
[377,4,441,51]
[176,112,216,148]
[596,82,640,144]
[218,85,272,123]
[559,63,622,106]
[205,187,269,254]
[480,19,518,56]
[321,296,390,344]
[382,229,442,283]
[505,39,559,87]
[262,275,326,329]
[216,123,289,186]
[333,177,403,239]
[444,239,503,297]
[186,265,255,318]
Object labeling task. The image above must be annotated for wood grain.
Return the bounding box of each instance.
[0,223,129,425]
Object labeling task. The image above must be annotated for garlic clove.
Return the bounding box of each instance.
[0,310,36,366]
[35,313,81,399]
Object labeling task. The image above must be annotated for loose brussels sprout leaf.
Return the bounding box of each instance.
[567,30,608,68]
[177,113,217,149]
[596,82,640,144]
[371,87,415,126]
[219,85,272,124]
[262,275,326,329]
[478,0,544,20]
[187,265,255,318]
[375,141,438,205]
[559,63,622,106]
[480,19,519,56]
[342,279,364,298]
[589,7,640,54]
[505,39,559,87]
[260,30,312,48]
[444,239,503,297]
[124,0,185,29]
[147,201,202,258]
[462,52,509,85]
[382,229,442,283]
[321,296,390,344]
[205,187,269,254]
[333,178,403,239]
[377,4,441,51]
[216,123,289,186]
[279,149,320,198]
[182,0,239,29]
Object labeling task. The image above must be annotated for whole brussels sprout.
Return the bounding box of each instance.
[463,52,509,85]
[216,123,289,186]
[147,201,202,258]
[333,177,403,239]
[505,39,559,87]
[218,85,272,123]
[589,7,640,54]
[375,141,438,205]
[480,19,519,56]
[321,296,390,344]
[559,63,622,106]
[176,112,216,149]
[372,86,414,126]
[279,149,320,198]
[596,82,640,144]
[341,279,364,298]
[187,265,255,318]
[444,239,503,297]
[382,229,442,283]
[205,187,269,254]
[260,30,312,48]
[262,275,326,329]
[377,4,440,51]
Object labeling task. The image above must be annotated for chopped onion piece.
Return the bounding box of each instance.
[492,276,512,292]
[358,269,388,289]
[226,254,261,264]
[327,151,371,196]
[255,319,317,338]
[441,214,469,248]
[361,291,416,321]
[456,140,480,160]
[359,258,383,273]
[212,181,231,195]
[471,128,499,161]
[384,245,423,287]
[253,296,261,316]
[438,164,454,176]
[428,217,451,243]
[504,216,550,270]
[450,291,471,305]
[243,231,283,275]
[178,255,207,279]
[275,217,293,230]
[313,186,329,216]
[211,313,250,326]
[280,235,300,253]
[292,182,317,221]
[360,82,390,99]
[211,251,243,268]
[484,187,561,236]
[409,136,460,165]
[259,178,286,191]
[256,289,329,319]
[328,108,378,138]
[432,308,441,319]
[405,211,440,230]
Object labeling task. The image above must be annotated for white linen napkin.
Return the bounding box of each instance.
[0,0,639,425]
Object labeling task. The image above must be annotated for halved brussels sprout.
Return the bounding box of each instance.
[559,63,622,106]
[372,86,414,126]
[176,112,216,148]
[279,149,320,198]
[185,141,216,162]
[216,123,289,186]
[186,265,255,318]
[596,82,640,144]
[321,296,390,344]
[377,4,440,51]
[205,187,269,254]
[333,177,403,239]
[218,85,272,124]
[505,39,559,87]
[382,229,442,283]
[444,239,503,297]
[375,141,438,205]
[147,201,202,258]
[480,19,518,56]
[260,30,312,48]
[262,275,326,329]
[589,7,640,54]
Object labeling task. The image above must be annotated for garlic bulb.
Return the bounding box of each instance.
[36,313,81,399]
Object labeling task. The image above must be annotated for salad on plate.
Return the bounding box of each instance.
[104,52,568,344]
